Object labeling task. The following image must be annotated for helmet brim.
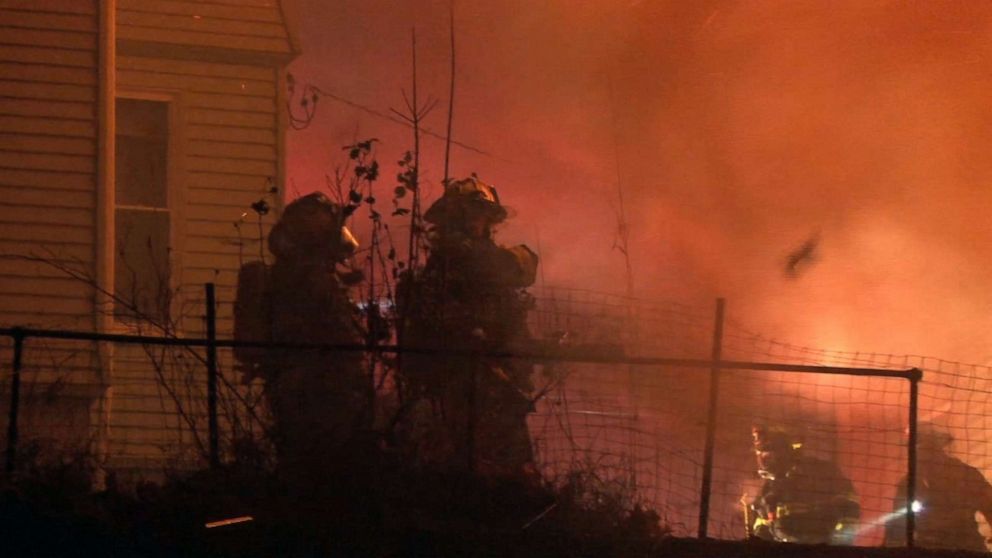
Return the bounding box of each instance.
[423,195,508,225]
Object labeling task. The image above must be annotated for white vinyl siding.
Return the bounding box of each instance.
[117,0,293,57]
[0,0,99,331]
[0,0,294,476]
[0,0,103,456]
[108,49,284,471]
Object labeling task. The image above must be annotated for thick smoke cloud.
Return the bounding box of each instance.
[283,0,992,362]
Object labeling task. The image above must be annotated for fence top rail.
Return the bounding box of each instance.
[0,326,922,380]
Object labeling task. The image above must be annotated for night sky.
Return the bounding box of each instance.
[282,0,992,363]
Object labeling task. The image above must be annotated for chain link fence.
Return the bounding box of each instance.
[6,285,978,550]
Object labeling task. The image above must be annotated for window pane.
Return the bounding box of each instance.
[116,98,167,208]
[114,208,171,321]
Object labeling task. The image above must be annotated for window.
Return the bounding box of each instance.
[114,98,171,322]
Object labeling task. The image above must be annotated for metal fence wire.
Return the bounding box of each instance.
[10,284,984,550]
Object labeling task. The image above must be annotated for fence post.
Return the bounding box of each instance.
[205,283,220,469]
[906,368,922,548]
[698,297,725,538]
[466,360,478,473]
[5,327,25,475]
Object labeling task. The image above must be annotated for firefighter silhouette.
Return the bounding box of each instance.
[234,192,365,477]
[397,176,538,475]
[749,425,860,544]
[883,423,992,552]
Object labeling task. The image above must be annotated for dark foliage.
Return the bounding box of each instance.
[1,438,670,557]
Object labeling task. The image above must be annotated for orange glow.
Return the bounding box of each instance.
[282,2,992,541]
[282,0,992,362]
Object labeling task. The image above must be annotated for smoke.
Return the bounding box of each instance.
[283,0,992,362]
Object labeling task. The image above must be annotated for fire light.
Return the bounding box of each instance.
[205,516,254,529]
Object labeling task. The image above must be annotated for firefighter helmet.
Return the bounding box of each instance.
[752,424,803,453]
[914,422,953,450]
[268,192,359,260]
[424,176,508,225]
[752,424,803,479]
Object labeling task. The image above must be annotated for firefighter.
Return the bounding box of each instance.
[262,192,365,477]
[749,424,860,544]
[397,176,538,476]
[883,423,992,551]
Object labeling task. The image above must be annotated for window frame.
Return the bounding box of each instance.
[109,89,186,331]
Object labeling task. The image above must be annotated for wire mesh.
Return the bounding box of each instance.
[3,289,992,551]
[0,335,102,471]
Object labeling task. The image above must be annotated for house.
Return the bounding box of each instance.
[0,0,297,477]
